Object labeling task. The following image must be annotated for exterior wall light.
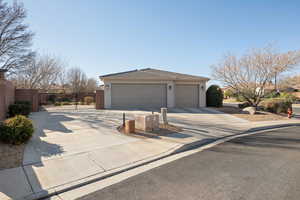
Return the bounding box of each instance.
[105,84,110,89]
[201,85,205,90]
[168,85,172,90]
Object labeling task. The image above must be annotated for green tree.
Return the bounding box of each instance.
[206,85,224,107]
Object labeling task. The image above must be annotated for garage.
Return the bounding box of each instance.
[100,68,209,109]
[111,83,167,108]
[175,84,199,107]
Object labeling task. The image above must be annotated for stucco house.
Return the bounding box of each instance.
[100,68,209,109]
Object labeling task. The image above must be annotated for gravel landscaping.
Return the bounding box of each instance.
[212,106,289,121]
[0,142,25,170]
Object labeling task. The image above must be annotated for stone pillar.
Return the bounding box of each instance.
[167,81,175,108]
[199,82,206,107]
[104,82,111,108]
[161,107,168,125]
[95,90,104,109]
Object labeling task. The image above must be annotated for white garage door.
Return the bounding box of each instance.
[175,84,199,108]
[111,84,167,108]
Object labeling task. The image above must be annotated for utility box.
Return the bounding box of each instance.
[125,120,135,134]
[135,114,159,131]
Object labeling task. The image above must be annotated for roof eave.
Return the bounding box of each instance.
[101,77,210,82]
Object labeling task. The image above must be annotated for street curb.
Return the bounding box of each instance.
[25,123,300,200]
[243,122,300,134]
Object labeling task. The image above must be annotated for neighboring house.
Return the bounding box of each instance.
[100,68,209,109]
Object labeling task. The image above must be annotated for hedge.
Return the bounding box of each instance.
[8,101,31,117]
[206,85,224,107]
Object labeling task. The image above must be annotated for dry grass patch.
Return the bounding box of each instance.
[0,142,25,170]
[213,106,289,121]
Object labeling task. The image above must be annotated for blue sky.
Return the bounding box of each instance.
[22,0,300,82]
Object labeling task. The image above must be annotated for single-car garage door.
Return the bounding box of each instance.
[111,84,167,108]
[175,84,199,107]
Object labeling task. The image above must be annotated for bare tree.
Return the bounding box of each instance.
[0,1,34,75]
[58,67,68,94]
[212,45,300,106]
[279,75,300,90]
[13,54,64,90]
[67,67,87,94]
[85,78,98,93]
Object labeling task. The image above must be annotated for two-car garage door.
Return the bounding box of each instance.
[111,83,199,108]
[111,84,167,108]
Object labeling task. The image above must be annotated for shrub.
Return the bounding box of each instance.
[8,101,31,117]
[206,85,224,107]
[259,98,292,114]
[61,101,72,105]
[264,91,280,99]
[224,89,235,98]
[60,97,71,102]
[54,102,61,106]
[84,96,94,105]
[0,115,34,145]
[238,102,252,109]
[15,101,31,106]
[236,94,246,102]
[48,94,56,104]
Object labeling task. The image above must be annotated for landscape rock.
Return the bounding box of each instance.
[242,107,256,115]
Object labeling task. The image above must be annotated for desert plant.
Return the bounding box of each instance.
[206,85,224,107]
[259,98,292,114]
[8,101,31,117]
[279,92,297,103]
[0,115,34,145]
[83,96,94,105]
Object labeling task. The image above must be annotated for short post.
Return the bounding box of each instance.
[161,107,168,126]
[123,112,126,127]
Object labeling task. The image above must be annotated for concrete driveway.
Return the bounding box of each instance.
[105,106,251,138]
[24,105,250,166]
[23,106,140,165]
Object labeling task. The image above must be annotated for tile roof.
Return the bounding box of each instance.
[100,68,209,81]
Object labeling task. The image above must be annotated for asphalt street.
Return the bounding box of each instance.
[76,126,300,200]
